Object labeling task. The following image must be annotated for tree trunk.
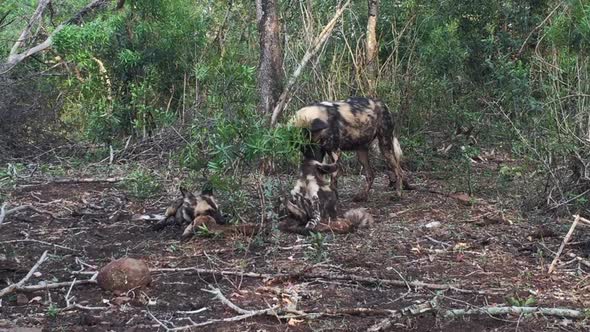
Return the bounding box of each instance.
[366,0,379,95]
[256,0,283,114]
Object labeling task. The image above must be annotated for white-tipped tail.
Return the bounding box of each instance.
[344,208,374,228]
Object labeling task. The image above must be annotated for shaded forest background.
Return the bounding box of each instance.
[0,0,589,218]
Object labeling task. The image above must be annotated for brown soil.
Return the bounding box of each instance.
[1,160,589,332]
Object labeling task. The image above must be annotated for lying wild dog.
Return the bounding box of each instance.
[289,96,409,201]
[151,184,226,239]
[283,157,374,234]
[286,157,339,229]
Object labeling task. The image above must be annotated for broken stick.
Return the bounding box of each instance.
[0,250,48,297]
[548,215,580,274]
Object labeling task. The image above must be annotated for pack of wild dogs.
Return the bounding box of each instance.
[152,97,410,239]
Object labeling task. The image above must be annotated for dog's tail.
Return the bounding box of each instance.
[344,208,374,228]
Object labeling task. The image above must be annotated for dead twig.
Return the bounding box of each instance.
[0,250,48,297]
[203,286,279,316]
[548,215,580,274]
[61,276,107,311]
[148,287,280,331]
[176,308,208,315]
[1,239,76,252]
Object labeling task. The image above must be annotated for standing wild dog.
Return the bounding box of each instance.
[152,183,226,239]
[284,157,374,233]
[289,96,407,201]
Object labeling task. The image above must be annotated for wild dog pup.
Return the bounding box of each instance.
[286,158,338,230]
[152,183,226,239]
[289,96,408,202]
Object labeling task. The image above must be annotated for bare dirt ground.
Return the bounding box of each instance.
[1,156,590,332]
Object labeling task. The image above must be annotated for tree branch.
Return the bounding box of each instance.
[1,0,114,75]
[8,0,51,59]
[548,215,580,274]
[270,0,351,126]
[444,305,588,319]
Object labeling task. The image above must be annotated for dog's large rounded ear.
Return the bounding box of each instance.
[316,162,338,174]
[180,186,189,197]
[201,181,214,196]
[180,186,196,200]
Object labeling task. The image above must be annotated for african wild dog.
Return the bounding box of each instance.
[286,157,338,229]
[289,96,408,201]
[152,183,226,239]
[283,157,374,234]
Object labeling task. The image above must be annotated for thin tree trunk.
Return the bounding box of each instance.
[257,0,283,114]
[366,0,379,95]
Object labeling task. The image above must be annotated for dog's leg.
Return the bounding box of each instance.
[353,148,374,202]
[181,220,196,240]
[305,196,321,229]
[378,135,404,197]
[326,150,341,193]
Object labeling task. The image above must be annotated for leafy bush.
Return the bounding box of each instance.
[123,169,162,199]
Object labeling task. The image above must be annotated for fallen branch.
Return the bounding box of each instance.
[270,0,351,126]
[566,253,590,269]
[15,278,97,293]
[367,299,437,331]
[155,287,438,331]
[0,250,48,297]
[51,177,125,184]
[576,215,590,227]
[1,239,77,252]
[368,303,589,331]
[0,204,66,222]
[19,177,126,189]
[443,305,588,319]
[149,309,267,331]
[150,267,496,294]
[548,215,580,274]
